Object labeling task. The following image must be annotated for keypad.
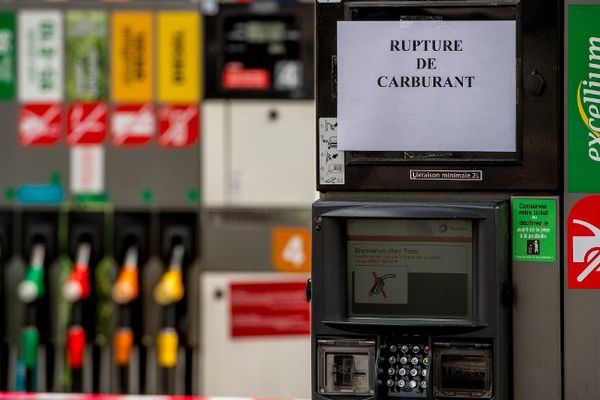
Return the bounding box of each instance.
[380,340,429,397]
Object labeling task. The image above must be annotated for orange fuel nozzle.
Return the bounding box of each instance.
[114,327,135,366]
[112,246,139,304]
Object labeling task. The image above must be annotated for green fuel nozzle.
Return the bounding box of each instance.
[18,243,46,303]
[21,326,40,369]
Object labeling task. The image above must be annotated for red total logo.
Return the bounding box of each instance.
[568,195,600,289]
[158,104,199,147]
[67,102,108,146]
[19,103,62,146]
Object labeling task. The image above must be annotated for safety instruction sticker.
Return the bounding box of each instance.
[19,103,61,146]
[67,102,108,145]
[66,11,108,101]
[18,10,63,102]
[0,13,15,100]
[158,104,199,147]
[512,198,556,263]
[112,104,155,147]
[70,146,104,194]
[157,12,200,103]
[568,5,600,193]
[111,12,153,103]
[568,196,600,289]
[319,117,345,185]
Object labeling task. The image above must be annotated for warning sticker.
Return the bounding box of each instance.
[568,196,600,289]
[111,12,153,103]
[158,104,199,147]
[67,102,108,145]
[512,198,557,263]
[271,227,311,273]
[111,104,155,147]
[319,117,344,185]
[19,103,61,146]
[230,281,310,338]
[157,12,200,103]
[70,146,104,194]
[18,10,63,102]
[0,12,16,100]
[66,11,108,101]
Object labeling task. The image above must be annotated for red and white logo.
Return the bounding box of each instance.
[111,105,155,147]
[222,62,270,90]
[568,196,600,289]
[19,103,62,146]
[158,105,199,148]
[67,102,108,146]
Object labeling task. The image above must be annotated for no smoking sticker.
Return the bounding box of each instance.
[158,104,199,147]
[568,196,600,289]
[67,102,108,145]
[111,105,155,147]
[19,103,61,146]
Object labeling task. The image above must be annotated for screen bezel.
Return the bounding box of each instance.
[340,1,522,164]
[345,218,475,321]
[316,203,502,328]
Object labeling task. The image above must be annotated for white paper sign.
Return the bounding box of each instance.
[337,21,516,152]
[18,11,63,102]
[70,146,105,194]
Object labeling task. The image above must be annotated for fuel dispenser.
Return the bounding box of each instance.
[313,1,561,400]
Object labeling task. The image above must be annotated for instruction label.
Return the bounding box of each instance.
[70,146,105,194]
[18,10,63,102]
[0,13,15,100]
[66,11,108,101]
[111,12,153,103]
[157,12,200,103]
[319,117,344,185]
[512,198,557,263]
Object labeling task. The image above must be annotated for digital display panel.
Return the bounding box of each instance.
[347,219,473,319]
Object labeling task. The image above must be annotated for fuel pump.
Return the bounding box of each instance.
[154,242,185,395]
[16,242,45,391]
[63,241,92,393]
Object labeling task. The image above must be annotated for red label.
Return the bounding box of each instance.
[222,64,270,90]
[158,105,199,148]
[19,103,62,146]
[230,281,310,338]
[112,105,155,147]
[67,102,108,145]
[568,195,600,289]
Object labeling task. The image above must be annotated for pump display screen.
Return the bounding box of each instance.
[347,219,472,319]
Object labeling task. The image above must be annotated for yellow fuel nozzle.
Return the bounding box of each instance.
[112,246,139,304]
[157,327,178,368]
[153,244,185,306]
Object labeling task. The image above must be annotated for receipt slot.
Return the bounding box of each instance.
[311,200,510,400]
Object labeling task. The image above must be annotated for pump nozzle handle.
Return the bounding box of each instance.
[112,246,140,304]
[18,243,46,303]
[153,244,185,306]
[63,243,92,302]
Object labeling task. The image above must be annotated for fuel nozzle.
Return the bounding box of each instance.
[63,242,92,303]
[112,246,139,304]
[153,244,185,306]
[18,243,46,303]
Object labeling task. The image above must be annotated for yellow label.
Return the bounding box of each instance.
[157,12,200,103]
[111,12,153,103]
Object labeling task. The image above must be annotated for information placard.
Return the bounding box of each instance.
[337,21,516,152]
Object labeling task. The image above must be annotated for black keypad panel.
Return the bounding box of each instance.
[380,339,429,397]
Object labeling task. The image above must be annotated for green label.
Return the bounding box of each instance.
[512,198,557,263]
[0,13,15,100]
[66,11,108,101]
[568,5,600,192]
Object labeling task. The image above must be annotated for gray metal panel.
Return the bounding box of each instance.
[202,208,311,271]
[511,196,561,400]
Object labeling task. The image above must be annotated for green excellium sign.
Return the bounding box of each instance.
[569,5,600,192]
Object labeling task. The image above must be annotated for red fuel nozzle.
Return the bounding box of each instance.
[67,326,86,370]
[63,243,92,302]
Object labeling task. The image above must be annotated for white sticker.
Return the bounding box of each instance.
[70,146,105,194]
[18,10,63,102]
[337,21,516,152]
[319,117,345,185]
